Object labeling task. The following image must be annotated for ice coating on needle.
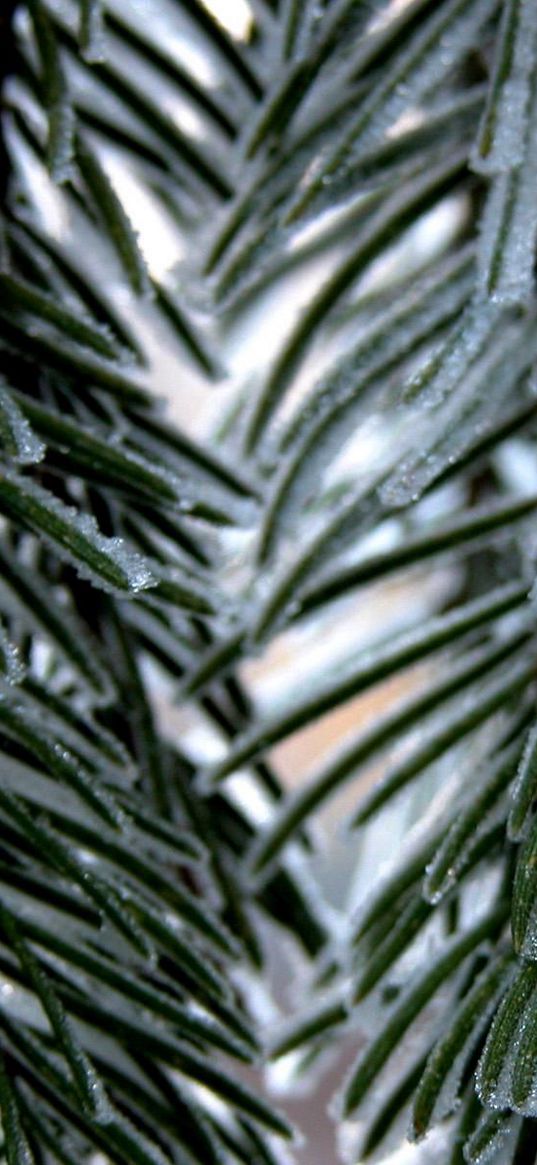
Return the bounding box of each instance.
[464,1110,518,1164]
[286,0,495,224]
[380,310,537,509]
[80,0,106,64]
[477,65,537,306]
[472,0,537,176]
[0,474,156,596]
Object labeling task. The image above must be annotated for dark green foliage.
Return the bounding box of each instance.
[1,1,537,1162]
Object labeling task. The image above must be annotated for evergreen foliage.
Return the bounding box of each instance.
[1,0,537,1161]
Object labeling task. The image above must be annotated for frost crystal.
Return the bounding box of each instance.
[0,381,45,466]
